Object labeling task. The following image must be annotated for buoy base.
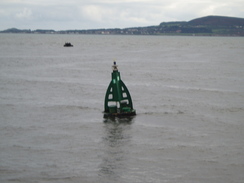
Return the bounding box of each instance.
[103,110,136,118]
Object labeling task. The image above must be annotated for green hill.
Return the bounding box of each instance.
[158,15,244,36]
[188,15,244,26]
[187,15,244,35]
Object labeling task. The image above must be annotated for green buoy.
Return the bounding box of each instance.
[104,62,136,117]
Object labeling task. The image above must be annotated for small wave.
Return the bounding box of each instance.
[42,104,100,111]
[140,110,184,115]
[7,176,84,183]
[165,85,237,94]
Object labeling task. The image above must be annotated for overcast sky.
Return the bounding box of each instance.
[0,0,243,30]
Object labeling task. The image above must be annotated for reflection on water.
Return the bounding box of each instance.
[99,117,135,182]
[103,116,135,124]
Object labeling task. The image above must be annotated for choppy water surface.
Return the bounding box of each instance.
[0,34,244,183]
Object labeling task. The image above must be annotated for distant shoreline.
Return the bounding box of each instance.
[0,32,242,37]
[1,15,244,37]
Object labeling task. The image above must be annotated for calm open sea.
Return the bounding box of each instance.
[0,34,244,183]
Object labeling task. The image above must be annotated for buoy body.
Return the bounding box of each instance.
[104,62,136,117]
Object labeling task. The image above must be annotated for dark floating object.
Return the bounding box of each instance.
[64,42,73,47]
[104,61,136,118]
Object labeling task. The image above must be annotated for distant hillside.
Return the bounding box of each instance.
[159,15,244,36]
[1,28,31,33]
[1,15,244,36]
[188,15,244,26]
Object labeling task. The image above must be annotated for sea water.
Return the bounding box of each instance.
[0,34,244,183]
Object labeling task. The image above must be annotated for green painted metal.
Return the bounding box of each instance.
[104,62,134,114]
